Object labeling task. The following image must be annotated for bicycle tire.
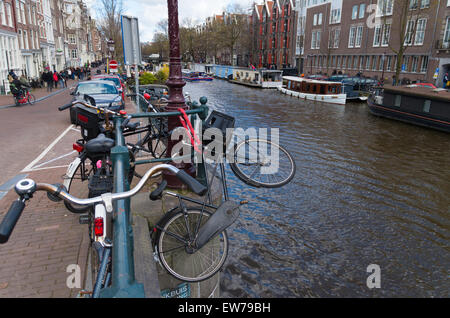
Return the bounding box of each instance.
[28,94,36,105]
[148,117,168,159]
[154,208,228,283]
[63,158,95,213]
[229,139,296,188]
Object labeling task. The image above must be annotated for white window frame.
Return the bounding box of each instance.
[414,18,426,45]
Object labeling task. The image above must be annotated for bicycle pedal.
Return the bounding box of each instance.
[79,214,90,224]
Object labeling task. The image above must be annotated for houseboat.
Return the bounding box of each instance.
[279,76,347,105]
[368,85,450,133]
[229,69,283,89]
[182,71,214,82]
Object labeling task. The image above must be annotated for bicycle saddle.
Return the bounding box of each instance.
[85,134,115,154]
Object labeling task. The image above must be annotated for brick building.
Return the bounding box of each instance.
[302,0,440,84]
[251,0,298,70]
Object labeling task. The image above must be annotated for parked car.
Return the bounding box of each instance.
[69,80,124,124]
[409,82,437,89]
[92,74,126,102]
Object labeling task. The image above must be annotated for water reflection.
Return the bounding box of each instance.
[186,80,450,297]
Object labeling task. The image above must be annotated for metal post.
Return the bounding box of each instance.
[99,117,145,298]
[163,0,196,188]
[131,19,140,112]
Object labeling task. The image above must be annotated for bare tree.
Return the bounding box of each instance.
[378,0,435,85]
[97,0,125,60]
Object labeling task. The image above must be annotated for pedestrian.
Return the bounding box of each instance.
[58,71,65,88]
[443,73,449,89]
[43,68,53,92]
[53,71,59,89]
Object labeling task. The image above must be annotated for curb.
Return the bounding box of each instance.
[0,87,68,110]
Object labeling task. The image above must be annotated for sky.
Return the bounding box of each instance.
[85,0,256,42]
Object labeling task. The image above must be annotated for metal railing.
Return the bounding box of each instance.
[97,100,209,297]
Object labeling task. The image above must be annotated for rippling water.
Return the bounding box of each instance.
[185,80,450,298]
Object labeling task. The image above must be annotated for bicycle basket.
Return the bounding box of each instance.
[88,174,113,198]
[202,111,235,154]
[73,104,101,141]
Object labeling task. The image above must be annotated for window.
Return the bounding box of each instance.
[382,24,391,46]
[423,100,431,113]
[411,56,419,72]
[404,20,415,45]
[5,3,11,27]
[444,17,450,45]
[334,29,340,48]
[355,26,363,47]
[409,0,419,10]
[354,56,359,69]
[372,55,378,70]
[415,18,426,45]
[366,56,371,70]
[402,56,410,72]
[330,8,341,24]
[348,26,356,47]
[373,25,382,46]
[421,0,430,8]
[420,56,429,72]
[352,5,358,19]
[23,30,28,50]
[359,4,366,19]
[71,49,78,59]
[0,1,5,26]
[394,95,401,107]
[386,56,392,71]
[15,1,20,23]
[377,0,393,16]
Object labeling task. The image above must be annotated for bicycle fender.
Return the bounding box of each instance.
[195,200,240,250]
[63,157,82,189]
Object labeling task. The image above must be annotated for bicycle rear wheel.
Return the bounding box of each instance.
[63,158,96,213]
[155,208,228,282]
[229,139,296,188]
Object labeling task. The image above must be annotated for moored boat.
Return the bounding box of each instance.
[230,69,283,89]
[367,85,450,133]
[182,71,214,82]
[279,76,347,105]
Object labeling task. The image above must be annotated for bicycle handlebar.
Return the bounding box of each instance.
[58,102,73,111]
[0,199,26,243]
[0,164,207,243]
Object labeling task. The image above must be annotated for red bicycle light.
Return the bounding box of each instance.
[77,114,89,123]
[119,110,127,115]
[143,93,151,100]
[73,143,84,153]
[94,217,104,237]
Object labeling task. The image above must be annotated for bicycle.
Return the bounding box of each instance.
[0,164,208,297]
[13,88,36,106]
[58,99,140,214]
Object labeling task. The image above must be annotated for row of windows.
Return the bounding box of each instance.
[311,18,428,50]
[308,55,429,74]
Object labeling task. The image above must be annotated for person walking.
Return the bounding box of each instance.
[443,73,449,89]
[53,71,59,90]
[43,68,53,92]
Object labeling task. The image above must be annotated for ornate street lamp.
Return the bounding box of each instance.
[163,0,196,188]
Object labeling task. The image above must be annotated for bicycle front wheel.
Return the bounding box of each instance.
[155,208,228,282]
[229,139,296,188]
[28,94,36,105]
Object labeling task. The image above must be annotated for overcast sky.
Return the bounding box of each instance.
[85,0,255,42]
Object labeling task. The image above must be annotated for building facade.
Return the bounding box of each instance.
[0,0,21,93]
[302,0,440,84]
[252,0,298,70]
[0,0,105,94]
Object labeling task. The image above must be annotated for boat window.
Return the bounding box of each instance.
[394,95,401,107]
[423,100,431,113]
[288,81,291,89]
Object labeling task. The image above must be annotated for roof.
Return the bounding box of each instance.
[383,85,450,102]
[283,76,342,85]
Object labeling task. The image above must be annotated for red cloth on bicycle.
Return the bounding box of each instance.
[178,108,201,154]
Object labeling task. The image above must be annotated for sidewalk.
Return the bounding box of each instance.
[0,79,79,109]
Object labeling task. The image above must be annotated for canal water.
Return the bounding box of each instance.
[185,80,450,297]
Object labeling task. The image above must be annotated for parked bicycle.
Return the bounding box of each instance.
[0,164,208,297]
